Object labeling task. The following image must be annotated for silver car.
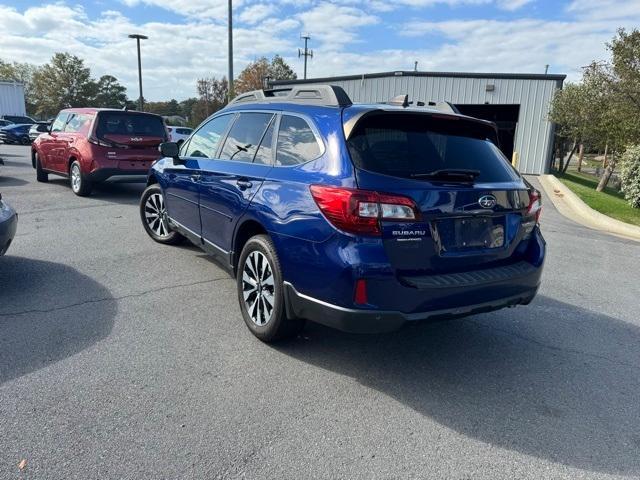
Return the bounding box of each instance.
[0,192,17,256]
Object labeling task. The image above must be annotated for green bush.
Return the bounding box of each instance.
[620,145,640,208]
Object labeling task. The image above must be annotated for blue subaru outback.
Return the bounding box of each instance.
[140,85,544,342]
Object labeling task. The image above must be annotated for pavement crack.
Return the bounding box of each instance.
[465,318,638,370]
[0,277,229,317]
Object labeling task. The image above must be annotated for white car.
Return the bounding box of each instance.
[166,126,193,147]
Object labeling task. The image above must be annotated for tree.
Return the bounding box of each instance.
[196,76,229,117]
[94,75,127,108]
[619,145,640,208]
[550,29,640,190]
[234,55,297,95]
[30,53,97,117]
[269,55,297,82]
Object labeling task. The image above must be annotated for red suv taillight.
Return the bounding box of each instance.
[88,135,114,148]
[309,185,420,236]
[526,190,542,223]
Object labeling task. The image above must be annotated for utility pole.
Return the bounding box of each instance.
[298,34,313,80]
[544,64,549,74]
[128,34,148,111]
[228,0,234,101]
[414,61,418,72]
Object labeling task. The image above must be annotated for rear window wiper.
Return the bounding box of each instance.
[410,169,481,181]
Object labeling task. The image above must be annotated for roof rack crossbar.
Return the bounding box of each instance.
[228,85,352,107]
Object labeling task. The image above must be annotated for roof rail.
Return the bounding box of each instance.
[228,85,352,107]
[384,94,461,115]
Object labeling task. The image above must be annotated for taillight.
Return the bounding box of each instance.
[309,185,419,236]
[354,279,368,305]
[526,190,542,223]
[88,135,114,148]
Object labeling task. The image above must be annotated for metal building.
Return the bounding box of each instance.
[0,81,27,117]
[273,71,566,175]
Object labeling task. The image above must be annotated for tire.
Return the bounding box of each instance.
[35,152,48,182]
[237,234,305,342]
[139,184,184,245]
[21,137,30,145]
[69,160,92,196]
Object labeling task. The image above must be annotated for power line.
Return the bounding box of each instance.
[298,34,313,80]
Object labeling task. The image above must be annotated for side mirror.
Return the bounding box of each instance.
[159,142,182,163]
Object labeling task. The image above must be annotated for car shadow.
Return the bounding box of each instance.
[0,159,29,168]
[0,257,116,385]
[46,177,146,206]
[0,176,29,187]
[276,295,640,476]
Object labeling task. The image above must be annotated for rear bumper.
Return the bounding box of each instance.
[284,281,538,334]
[87,167,149,182]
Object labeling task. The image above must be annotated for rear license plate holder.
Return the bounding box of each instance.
[437,216,505,251]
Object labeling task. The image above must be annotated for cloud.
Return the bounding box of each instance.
[0,4,297,100]
[239,4,276,25]
[295,3,379,48]
[1,0,639,101]
[118,0,235,19]
[497,0,535,11]
[566,0,640,19]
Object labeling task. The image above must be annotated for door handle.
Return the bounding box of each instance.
[190,174,201,182]
[236,178,253,189]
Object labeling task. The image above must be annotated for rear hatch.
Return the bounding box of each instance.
[92,111,167,162]
[345,110,537,274]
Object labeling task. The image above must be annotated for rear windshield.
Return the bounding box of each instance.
[96,112,166,138]
[347,113,519,183]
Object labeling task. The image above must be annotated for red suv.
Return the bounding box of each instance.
[31,108,167,196]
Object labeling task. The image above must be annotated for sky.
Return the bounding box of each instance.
[0,0,639,101]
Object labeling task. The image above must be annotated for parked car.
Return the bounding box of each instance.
[139,85,545,342]
[29,122,50,142]
[0,192,18,256]
[0,119,14,128]
[0,123,32,145]
[166,126,193,147]
[0,115,35,124]
[32,108,168,196]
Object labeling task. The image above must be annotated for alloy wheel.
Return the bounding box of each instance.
[242,251,275,326]
[144,192,170,237]
[71,164,81,192]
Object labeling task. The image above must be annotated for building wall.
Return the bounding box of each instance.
[276,73,564,175]
[0,82,27,117]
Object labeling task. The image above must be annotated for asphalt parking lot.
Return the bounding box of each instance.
[0,143,639,479]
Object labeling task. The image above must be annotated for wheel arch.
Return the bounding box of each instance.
[67,154,79,172]
[232,218,269,275]
[147,172,158,186]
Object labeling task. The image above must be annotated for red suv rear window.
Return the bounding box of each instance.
[95,112,166,139]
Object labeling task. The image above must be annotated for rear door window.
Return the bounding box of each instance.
[276,115,322,166]
[220,113,274,163]
[184,114,233,158]
[64,114,91,133]
[51,113,69,132]
[347,113,519,183]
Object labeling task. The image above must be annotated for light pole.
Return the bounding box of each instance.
[128,34,148,111]
[298,34,313,80]
[228,0,234,101]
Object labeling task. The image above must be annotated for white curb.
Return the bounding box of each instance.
[538,174,640,243]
